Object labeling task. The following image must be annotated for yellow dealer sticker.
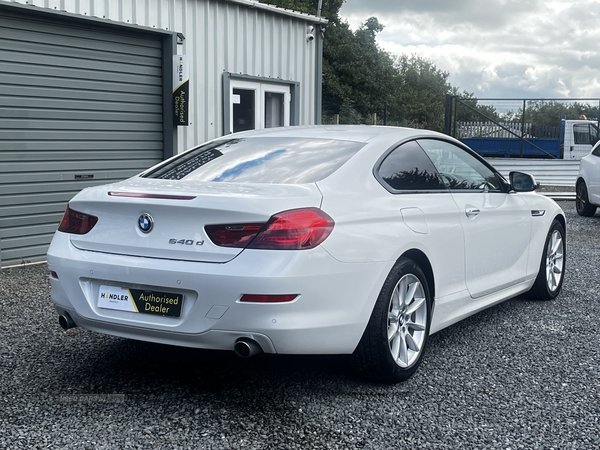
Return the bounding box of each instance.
[98,285,183,318]
[98,285,137,312]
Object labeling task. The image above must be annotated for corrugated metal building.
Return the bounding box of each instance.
[0,0,326,267]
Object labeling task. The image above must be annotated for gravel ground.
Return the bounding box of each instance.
[1,200,599,449]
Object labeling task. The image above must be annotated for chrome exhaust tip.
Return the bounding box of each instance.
[234,338,263,358]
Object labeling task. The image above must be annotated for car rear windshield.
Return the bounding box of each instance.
[142,137,365,184]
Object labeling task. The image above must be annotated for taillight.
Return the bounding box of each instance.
[204,223,264,247]
[57,205,98,235]
[205,208,334,250]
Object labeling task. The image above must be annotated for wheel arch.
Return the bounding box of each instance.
[553,213,566,235]
[399,249,435,302]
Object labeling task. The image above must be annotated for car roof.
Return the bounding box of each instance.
[223,125,444,144]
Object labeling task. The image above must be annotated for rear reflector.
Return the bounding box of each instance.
[57,205,98,235]
[240,294,298,303]
[205,208,334,250]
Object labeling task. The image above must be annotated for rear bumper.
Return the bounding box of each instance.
[47,232,389,355]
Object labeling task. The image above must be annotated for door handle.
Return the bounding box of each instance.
[465,208,480,218]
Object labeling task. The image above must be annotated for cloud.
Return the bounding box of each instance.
[339,0,600,99]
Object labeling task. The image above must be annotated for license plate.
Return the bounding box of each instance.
[98,285,183,318]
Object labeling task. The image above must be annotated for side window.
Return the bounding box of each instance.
[417,139,501,191]
[592,142,600,157]
[376,141,446,191]
[590,124,599,146]
[574,124,592,145]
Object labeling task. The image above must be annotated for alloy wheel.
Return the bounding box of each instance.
[545,229,564,293]
[387,274,428,368]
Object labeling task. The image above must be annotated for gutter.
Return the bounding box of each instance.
[225,0,329,24]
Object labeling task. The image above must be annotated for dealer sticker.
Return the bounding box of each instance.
[98,285,183,317]
[98,285,138,312]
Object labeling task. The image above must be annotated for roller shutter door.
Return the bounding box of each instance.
[0,8,165,268]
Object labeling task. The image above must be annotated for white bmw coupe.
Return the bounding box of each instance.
[47,126,566,383]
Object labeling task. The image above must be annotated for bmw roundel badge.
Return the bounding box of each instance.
[138,214,154,233]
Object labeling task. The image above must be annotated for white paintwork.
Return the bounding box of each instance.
[451,191,531,298]
[68,180,321,263]
[578,141,600,206]
[563,120,598,161]
[47,125,566,355]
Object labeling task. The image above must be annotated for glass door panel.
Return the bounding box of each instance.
[232,88,256,133]
[265,92,284,128]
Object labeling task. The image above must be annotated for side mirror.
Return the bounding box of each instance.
[509,171,537,192]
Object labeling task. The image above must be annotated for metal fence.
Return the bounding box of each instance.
[457,122,560,139]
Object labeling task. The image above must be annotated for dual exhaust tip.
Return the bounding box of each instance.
[58,313,263,358]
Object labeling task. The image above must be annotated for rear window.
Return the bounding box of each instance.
[142,137,365,184]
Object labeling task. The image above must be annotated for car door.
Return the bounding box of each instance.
[418,139,532,299]
[373,140,467,300]
[571,123,597,161]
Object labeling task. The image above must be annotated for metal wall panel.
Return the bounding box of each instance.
[0,6,164,267]
[5,0,323,151]
[0,0,322,267]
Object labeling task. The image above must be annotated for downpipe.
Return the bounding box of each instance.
[234,338,263,358]
[58,312,77,330]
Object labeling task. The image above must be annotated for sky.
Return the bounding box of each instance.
[339,0,600,101]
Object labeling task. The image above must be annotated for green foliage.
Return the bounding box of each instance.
[522,101,598,125]
[257,1,464,130]
[388,55,453,130]
[454,91,500,122]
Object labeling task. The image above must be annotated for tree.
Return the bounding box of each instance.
[258,1,459,130]
[321,16,398,122]
[523,100,598,125]
[453,91,500,123]
[379,55,454,130]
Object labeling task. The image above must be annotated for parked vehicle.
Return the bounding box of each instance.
[47,125,566,383]
[576,140,600,216]
[461,119,599,160]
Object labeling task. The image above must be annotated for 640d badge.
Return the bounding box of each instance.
[169,238,205,246]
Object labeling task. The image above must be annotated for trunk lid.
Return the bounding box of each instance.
[67,177,323,263]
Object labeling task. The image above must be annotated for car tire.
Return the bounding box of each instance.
[525,220,566,300]
[576,180,597,217]
[352,257,432,383]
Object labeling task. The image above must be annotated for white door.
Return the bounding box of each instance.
[450,191,532,298]
[570,122,597,160]
[262,84,290,129]
[418,139,532,299]
[230,80,290,133]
